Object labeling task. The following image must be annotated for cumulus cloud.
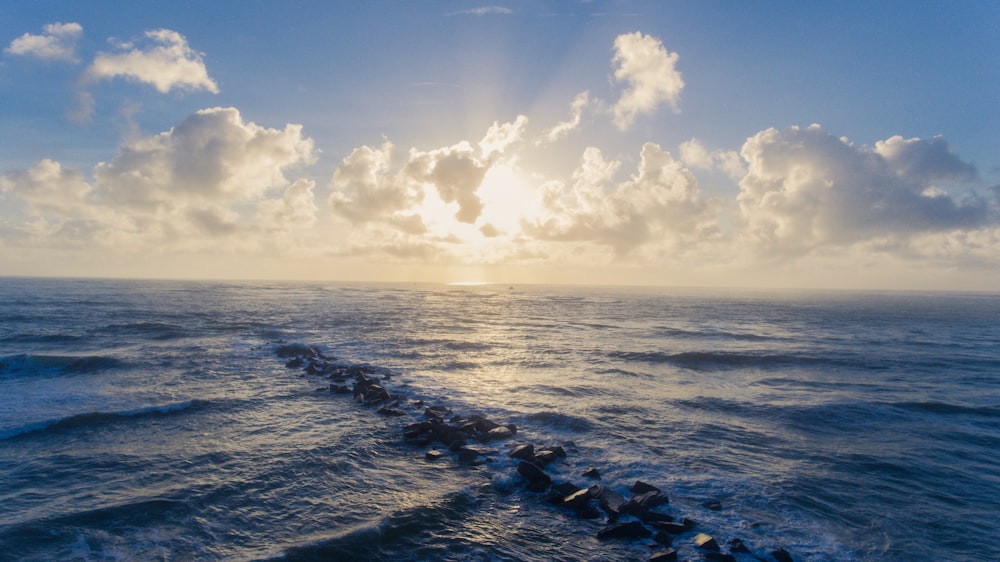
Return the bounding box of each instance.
[679,138,745,180]
[738,124,991,257]
[523,142,718,256]
[332,116,527,229]
[1,107,315,253]
[94,107,314,212]
[5,22,83,62]
[84,29,218,94]
[610,32,684,130]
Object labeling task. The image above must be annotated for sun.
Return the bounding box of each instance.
[416,161,537,248]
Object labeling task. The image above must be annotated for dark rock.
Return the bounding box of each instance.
[582,466,601,479]
[404,421,433,435]
[704,553,736,562]
[728,538,749,554]
[771,548,793,562]
[653,530,674,547]
[650,548,678,562]
[424,405,449,419]
[596,521,652,541]
[576,504,601,519]
[549,445,567,458]
[505,423,517,435]
[561,488,592,509]
[517,460,551,486]
[546,482,580,505]
[425,450,444,461]
[693,533,720,551]
[457,447,480,463]
[508,444,535,460]
[377,406,405,416]
[620,490,669,516]
[702,500,722,511]
[595,487,626,519]
[534,450,559,464]
[525,479,550,493]
[285,357,304,368]
[651,522,690,535]
[631,480,661,494]
[640,510,674,524]
[468,415,499,433]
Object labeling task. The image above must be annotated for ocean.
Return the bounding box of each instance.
[0,278,998,561]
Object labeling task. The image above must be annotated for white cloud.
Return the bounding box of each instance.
[85,29,219,94]
[609,32,684,130]
[450,6,514,16]
[523,142,718,256]
[5,22,82,62]
[679,138,745,180]
[541,91,590,143]
[329,140,426,228]
[737,124,992,257]
[1,107,316,254]
[479,115,528,159]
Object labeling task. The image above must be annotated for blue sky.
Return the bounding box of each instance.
[2,1,999,289]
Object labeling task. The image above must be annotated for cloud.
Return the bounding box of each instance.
[609,32,684,130]
[449,6,514,16]
[1,107,316,254]
[84,29,219,94]
[541,91,590,144]
[94,107,314,212]
[5,22,82,62]
[332,116,527,229]
[523,142,718,256]
[737,124,992,257]
[679,138,745,180]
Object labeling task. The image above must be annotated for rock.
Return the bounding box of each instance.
[771,548,793,562]
[425,450,444,461]
[640,510,674,524]
[631,480,661,494]
[728,538,749,554]
[526,479,550,493]
[702,500,722,511]
[508,444,535,460]
[546,482,580,505]
[285,357,304,368]
[582,466,601,479]
[649,548,678,562]
[549,445,567,458]
[486,426,513,440]
[653,530,673,547]
[457,447,480,463]
[468,415,499,433]
[276,343,317,358]
[620,490,669,515]
[693,533,720,551]
[517,460,551,487]
[594,487,625,519]
[704,553,736,562]
[561,488,592,509]
[424,405,449,419]
[505,423,517,435]
[652,522,691,535]
[377,406,405,416]
[576,504,601,519]
[596,521,652,541]
[534,450,560,464]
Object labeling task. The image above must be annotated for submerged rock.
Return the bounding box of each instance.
[596,521,651,541]
[582,466,601,479]
[649,548,678,562]
[771,547,794,562]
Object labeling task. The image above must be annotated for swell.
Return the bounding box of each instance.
[608,349,828,370]
[0,399,214,441]
[0,353,125,377]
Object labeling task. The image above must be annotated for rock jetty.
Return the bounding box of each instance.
[275,342,796,562]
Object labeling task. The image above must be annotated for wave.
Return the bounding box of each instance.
[657,326,776,341]
[0,353,125,377]
[0,399,212,441]
[889,401,1000,418]
[523,410,596,432]
[605,349,853,371]
[99,321,190,340]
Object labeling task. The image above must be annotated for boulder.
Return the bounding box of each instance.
[425,450,444,461]
[285,357,304,368]
[561,488,592,509]
[702,500,722,511]
[651,522,690,535]
[728,538,749,554]
[649,548,678,562]
[704,553,736,562]
[640,510,674,524]
[620,490,669,516]
[546,482,580,505]
[631,480,661,494]
[596,521,652,541]
[594,487,625,520]
[508,444,535,460]
[517,460,551,487]
[653,530,673,547]
[486,426,514,440]
[693,533,720,551]
[582,466,601,479]
[771,548,794,562]
[534,450,560,464]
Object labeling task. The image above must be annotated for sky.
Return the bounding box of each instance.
[1,1,999,290]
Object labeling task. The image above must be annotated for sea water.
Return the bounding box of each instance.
[0,278,997,561]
